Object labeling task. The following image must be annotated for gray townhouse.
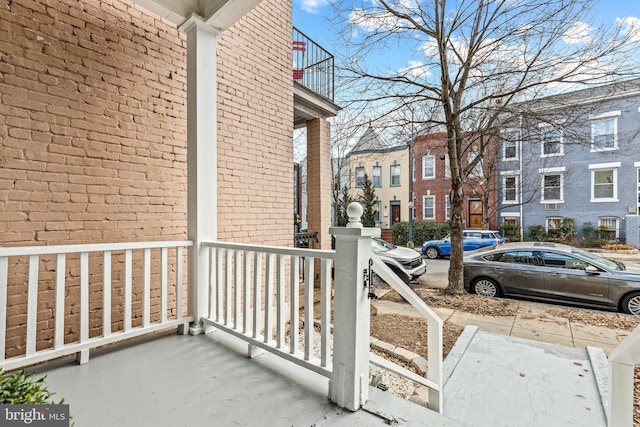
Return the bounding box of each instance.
[497,79,640,246]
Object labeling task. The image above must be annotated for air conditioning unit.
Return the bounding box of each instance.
[545,203,558,211]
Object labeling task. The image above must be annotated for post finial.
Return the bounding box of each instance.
[346,202,364,228]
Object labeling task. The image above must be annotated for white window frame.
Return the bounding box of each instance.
[445,195,450,221]
[422,155,435,180]
[467,150,483,178]
[598,216,619,238]
[355,167,365,188]
[546,216,564,236]
[590,110,620,152]
[589,162,620,203]
[390,164,401,187]
[501,171,520,204]
[538,167,565,204]
[422,195,435,220]
[372,166,382,188]
[501,129,519,161]
[540,124,563,158]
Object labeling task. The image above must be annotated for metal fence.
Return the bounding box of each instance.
[293,27,335,102]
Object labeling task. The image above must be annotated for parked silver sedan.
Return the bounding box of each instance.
[463,242,640,315]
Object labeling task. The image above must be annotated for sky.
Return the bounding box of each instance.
[293,0,640,70]
[291,1,640,161]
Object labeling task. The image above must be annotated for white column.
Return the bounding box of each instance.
[181,17,220,335]
[329,203,380,410]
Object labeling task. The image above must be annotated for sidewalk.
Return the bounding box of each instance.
[372,298,631,355]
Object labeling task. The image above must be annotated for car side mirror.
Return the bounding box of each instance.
[584,266,599,274]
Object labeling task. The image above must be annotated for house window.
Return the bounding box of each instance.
[355,167,365,188]
[468,150,483,178]
[372,166,382,188]
[423,195,435,220]
[503,175,518,204]
[444,154,450,179]
[445,195,450,221]
[390,164,401,187]
[412,158,415,182]
[374,200,382,223]
[502,131,518,160]
[542,174,562,202]
[598,216,619,239]
[541,126,563,157]
[589,162,619,202]
[591,111,619,151]
[546,217,563,237]
[422,155,435,180]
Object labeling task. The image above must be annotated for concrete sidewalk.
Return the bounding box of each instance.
[371,298,633,426]
[372,299,631,355]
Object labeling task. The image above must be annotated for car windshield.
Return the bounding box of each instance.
[571,247,622,271]
[371,238,395,253]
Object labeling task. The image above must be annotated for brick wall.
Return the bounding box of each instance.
[0,0,294,356]
[217,0,294,247]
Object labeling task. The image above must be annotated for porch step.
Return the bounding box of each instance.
[442,326,608,427]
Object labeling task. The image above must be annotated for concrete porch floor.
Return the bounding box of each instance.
[28,329,460,427]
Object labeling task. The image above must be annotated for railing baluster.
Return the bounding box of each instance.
[55,254,66,348]
[80,252,89,343]
[216,248,223,322]
[208,247,215,321]
[276,255,285,349]
[124,249,132,332]
[225,249,232,326]
[176,246,184,320]
[320,258,331,367]
[160,247,167,323]
[26,255,39,357]
[243,251,251,334]
[103,251,111,337]
[304,257,314,361]
[143,248,151,327]
[0,257,8,361]
[252,252,262,339]
[264,253,274,344]
[290,255,299,355]
[234,250,241,329]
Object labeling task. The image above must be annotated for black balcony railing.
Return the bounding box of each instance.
[293,27,335,102]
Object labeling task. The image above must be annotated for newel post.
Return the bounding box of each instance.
[329,202,381,411]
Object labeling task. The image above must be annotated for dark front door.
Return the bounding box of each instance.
[391,204,401,226]
[468,200,483,228]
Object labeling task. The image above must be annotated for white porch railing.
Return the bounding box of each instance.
[0,241,193,371]
[369,256,444,413]
[201,241,335,378]
[607,323,640,427]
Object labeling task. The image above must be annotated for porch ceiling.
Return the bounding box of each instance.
[130,0,264,30]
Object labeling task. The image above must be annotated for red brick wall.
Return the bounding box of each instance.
[0,0,293,357]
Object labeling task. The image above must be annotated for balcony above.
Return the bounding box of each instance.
[293,27,341,128]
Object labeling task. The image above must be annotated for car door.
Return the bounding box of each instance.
[540,251,610,304]
[492,250,546,295]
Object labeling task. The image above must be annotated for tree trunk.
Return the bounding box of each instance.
[445,178,465,295]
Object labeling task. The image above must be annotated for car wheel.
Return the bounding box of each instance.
[424,247,440,259]
[621,292,640,315]
[473,278,501,298]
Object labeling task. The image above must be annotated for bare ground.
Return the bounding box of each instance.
[371,287,640,425]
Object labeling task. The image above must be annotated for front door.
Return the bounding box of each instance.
[468,200,483,228]
[391,204,401,226]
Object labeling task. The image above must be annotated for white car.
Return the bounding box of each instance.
[371,238,427,284]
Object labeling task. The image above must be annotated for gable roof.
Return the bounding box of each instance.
[347,126,405,157]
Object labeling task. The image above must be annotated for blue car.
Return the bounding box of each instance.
[422,230,506,259]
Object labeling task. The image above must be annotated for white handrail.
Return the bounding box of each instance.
[370,255,444,413]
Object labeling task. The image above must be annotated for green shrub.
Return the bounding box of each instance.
[527,224,547,241]
[557,218,577,241]
[0,369,65,405]
[500,222,521,242]
[391,221,449,247]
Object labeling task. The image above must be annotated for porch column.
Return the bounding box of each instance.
[307,118,332,249]
[182,17,220,335]
[329,203,380,411]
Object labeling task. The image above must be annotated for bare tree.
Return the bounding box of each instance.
[330,0,640,294]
